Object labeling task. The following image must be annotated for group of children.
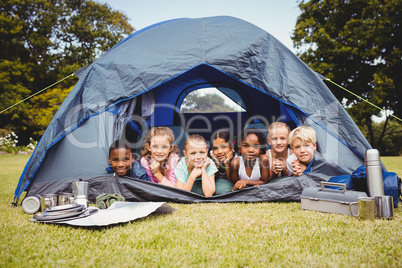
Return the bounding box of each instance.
[108,123,318,197]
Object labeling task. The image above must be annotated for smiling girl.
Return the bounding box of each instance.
[230,128,271,190]
[209,129,235,194]
[140,127,180,187]
[174,134,217,197]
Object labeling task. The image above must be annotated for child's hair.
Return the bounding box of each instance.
[140,127,180,158]
[109,139,132,157]
[210,129,233,147]
[184,134,207,151]
[234,128,267,154]
[267,122,291,136]
[288,126,317,147]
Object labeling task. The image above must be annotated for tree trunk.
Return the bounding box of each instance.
[377,116,390,152]
[367,119,376,148]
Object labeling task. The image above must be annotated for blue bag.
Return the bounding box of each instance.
[329,165,401,208]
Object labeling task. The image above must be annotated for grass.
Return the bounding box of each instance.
[0,155,401,267]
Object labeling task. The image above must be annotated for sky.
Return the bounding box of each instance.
[101,0,301,53]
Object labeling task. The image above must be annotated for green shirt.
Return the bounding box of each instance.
[174,157,218,184]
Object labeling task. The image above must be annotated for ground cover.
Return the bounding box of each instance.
[0,155,401,267]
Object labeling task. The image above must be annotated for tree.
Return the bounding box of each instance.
[373,120,402,156]
[292,0,401,151]
[0,0,134,144]
[181,92,237,113]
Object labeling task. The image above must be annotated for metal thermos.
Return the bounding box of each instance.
[365,149,384,197]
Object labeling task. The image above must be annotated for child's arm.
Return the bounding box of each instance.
[209,150,220,168]
[271,158,288,178]
[223,150,233,180]
[210,150,232,179]
[229,157,240,183]
[163,154,180,186]
[233,178,265,190]
[151,160,176,186]
[291,160,306,176]
[281,158,289,177]
[142,158,175,186]
[259,154,271,183]
[200,158,216,197]
[176,167,201,192]
[286,157,294,176]
[232,156,269,190]
[174,159,195,191]
[140,157,154,179]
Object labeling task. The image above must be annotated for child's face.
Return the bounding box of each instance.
[212,138,231,162]
[267,127,289,154]
[184,141,208,168]
[148,135,172,162]
[109,148,133,176]
[240,133,261,161]
[292,138,316,165]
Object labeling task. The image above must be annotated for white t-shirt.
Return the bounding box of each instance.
[286,153,298,176]
[238,156,261,180]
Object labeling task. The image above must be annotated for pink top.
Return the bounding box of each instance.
[140,153,180,186]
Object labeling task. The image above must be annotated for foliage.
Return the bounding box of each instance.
[27,85,74,136]
[181,92,237,113]
[0,0,134,144]
[0,132,37,154]
[358,120,402,156]
[292,0,401,149]
[0,132,19,154]
[0,155,401,267]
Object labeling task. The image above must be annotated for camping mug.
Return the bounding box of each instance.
[57,192,74,206]
[21,195,41,214]
[41,194,58,210]
[349,197,375,221]
[375,195,394,219]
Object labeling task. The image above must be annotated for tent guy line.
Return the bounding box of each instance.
[325,79,401,123]
[2,74,400,124]
[0,73,76,114]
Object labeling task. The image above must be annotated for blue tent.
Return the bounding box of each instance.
[13,16,372,204]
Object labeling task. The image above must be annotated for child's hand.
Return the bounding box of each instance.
[203,158,211,169]
[210,150,219,165]
[292,160,303,176]
[224,150,234,164]
[190,167,203,178]
[233,180,248,191]
[149,160,161,175]
[272,159,284,174]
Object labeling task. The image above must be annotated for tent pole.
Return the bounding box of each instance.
[10,196,19,208]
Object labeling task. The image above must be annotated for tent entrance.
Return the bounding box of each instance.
[119,64,306,149]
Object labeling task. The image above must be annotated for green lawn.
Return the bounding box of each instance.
[1,155,401,267]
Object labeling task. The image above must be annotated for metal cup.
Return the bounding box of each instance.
[21,195,41,214]
[375,195,394,219]
[57,192,74,206]
[41,194,58,210]
[349,197,375,221]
